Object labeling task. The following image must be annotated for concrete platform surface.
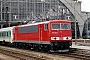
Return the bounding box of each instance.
[71,44,90,50]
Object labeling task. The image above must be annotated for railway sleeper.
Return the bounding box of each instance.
[66,55,86,59]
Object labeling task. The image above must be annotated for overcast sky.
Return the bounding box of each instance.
[79,0,90,12]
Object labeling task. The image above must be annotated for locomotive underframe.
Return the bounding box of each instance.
[12,42,72,52]
[0,40,72,52]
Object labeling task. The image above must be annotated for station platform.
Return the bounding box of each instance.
[72,38,90,40]
[71,43,90,50]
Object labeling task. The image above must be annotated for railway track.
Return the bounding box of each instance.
[0,46,51,60]
[75,42,90,46]
[72,39,90,43]
[0,45,90,60]
[54,49,90,60]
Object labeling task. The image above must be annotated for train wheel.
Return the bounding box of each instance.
[7,42,11,47]
[47,50,52,53]
[36,45,40,52]
[18,43,22,48]
[2,40,5,45]
[38,45,42,51]
[0,42,2,45]
[26,44,29,49]
[28,44,32,49]
[15,43,19,47]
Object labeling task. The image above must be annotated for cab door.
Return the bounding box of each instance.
[39,24,43,43]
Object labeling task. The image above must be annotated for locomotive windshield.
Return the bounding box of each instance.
[52,24,60,30]
[61,24,70,30]
[52,23,70,30]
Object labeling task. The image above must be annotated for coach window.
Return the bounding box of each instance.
[3,32,6,36]
[2,33,3,36]
[0,32,2,36]
[6,32,8,36]
[44,23,48,30]
[0,33,1,36]
[9,31,11,36]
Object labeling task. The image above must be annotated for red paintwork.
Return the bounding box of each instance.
[13,20,72,43]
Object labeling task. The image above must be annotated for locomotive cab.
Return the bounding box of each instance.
[49,20,72,51]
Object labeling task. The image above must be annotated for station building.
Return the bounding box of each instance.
[0,0,90,38]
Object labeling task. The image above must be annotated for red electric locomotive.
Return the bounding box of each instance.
[14,20,72,52]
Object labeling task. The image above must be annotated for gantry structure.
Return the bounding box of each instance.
[0,0,90,38]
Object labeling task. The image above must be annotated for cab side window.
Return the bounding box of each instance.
[44,23,48,30]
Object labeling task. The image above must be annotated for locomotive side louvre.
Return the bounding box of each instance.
[14,25,39,43]
[14,21,50,44]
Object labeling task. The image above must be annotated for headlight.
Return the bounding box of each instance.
[63,37,72,40]
[51,37,60,40]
